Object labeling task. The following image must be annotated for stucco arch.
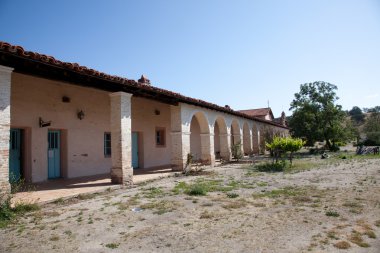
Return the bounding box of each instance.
[242,122,252,155]
[213,116,230,160]
[230,119,241,145]
[190,111,214,164]
[252,123,259,154]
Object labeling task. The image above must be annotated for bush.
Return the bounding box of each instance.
[231,142,243,161]
[266,137,305,165]
[187,184,207,196]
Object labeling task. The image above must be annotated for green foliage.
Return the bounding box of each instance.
[349,106,365,123]
[265,136,305,165]
[325,210,340,217]
[0,193,40,228]
[187,184,208,196]
[231,142,243,161]
[363,112,380,145]
[289,81,354,151]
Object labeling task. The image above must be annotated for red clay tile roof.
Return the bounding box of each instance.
[0,41,288,129]
[238,108,273,117]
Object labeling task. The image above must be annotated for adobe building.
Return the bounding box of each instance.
[0,41,288,192]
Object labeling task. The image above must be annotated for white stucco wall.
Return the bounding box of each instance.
[11,73,112,182]
[131,97,172,168]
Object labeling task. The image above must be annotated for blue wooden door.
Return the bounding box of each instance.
[132,132,139,169]
[9,129,21,183]
[48,130,61,179]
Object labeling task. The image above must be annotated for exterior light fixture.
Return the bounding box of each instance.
[39,117,51,128]
[77,110,85,120]
[154,109,160,115]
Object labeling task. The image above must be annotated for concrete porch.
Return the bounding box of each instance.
[12,167,176,205]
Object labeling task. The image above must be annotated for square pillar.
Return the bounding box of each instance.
[200,133,215,166]
[170,105,190,171]
[219,133,231,161]
[0,66,13,193]
[109,92,133,185]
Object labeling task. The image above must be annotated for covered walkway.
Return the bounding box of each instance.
[12,168,176,205]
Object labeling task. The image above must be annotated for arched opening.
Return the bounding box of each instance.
[230,120,240,146]
[242,122,251,155]
[190,112,212,163]
[213,116,229,160]
[252,123,259,154]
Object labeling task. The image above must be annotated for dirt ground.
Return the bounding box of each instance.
[1,155,380,253]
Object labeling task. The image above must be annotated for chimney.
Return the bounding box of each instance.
[138,75,151,85]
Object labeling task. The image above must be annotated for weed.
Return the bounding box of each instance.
[105,243,119,249]
[0,197,40,228]
[375,220,380,227]
[325,210,340,217]
[188,184,207,196]
[226,192,239,198]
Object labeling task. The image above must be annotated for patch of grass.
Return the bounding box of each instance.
[325,210,340,217]
[173,178,238,196]
[105,243,119,249]
[140,200,179,215]
[188,184,207,196]
[0,198,40,228]
[255,162,286,172]
[142,187,165,198]
[333,241,351,249]
[253,186,305,199]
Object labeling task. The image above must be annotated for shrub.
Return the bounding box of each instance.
[187,184,207,196]
[266,137,305,165]
[231,142,243,161]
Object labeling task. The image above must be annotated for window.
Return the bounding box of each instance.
[104,132,111,157]
[155,127,165,147]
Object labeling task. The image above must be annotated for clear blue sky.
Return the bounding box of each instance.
[1,0,379,117]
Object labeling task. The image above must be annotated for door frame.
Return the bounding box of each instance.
[131,131,144,169]
[47,129,62,179]
[9,128,22,183]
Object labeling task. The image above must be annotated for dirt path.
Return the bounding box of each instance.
[1,157,379,252]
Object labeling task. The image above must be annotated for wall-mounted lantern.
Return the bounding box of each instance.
[154,109,160,115]
[77,110,85,120]
[39,117,51,128]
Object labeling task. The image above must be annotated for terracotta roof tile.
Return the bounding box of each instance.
[0,41,288,129]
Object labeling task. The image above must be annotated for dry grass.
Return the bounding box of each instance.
[348,231,370,248]
[333,241,351,249]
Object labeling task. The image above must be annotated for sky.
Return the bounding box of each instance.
[0,0,379,117]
